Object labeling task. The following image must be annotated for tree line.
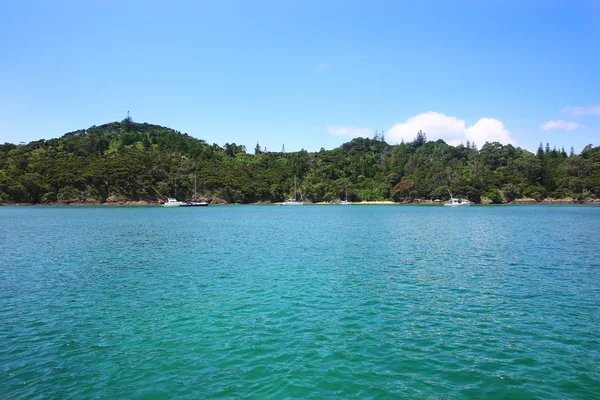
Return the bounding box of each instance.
[0,120,598,204]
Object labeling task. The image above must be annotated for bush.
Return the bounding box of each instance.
[57,186,83,202]
[430,185,451,200]
[465,186,481,204]
[483,189,503,204]
[501,183,520,201]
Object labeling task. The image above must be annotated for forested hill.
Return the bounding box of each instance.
[1,119,599,204]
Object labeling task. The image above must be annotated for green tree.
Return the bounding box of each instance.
[413,130,427,147]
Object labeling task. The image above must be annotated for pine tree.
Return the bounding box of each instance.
[545,142,551,154]
[413,130,427,147]
[570,146,575,157]
[254,142,262,155]
[537,142,544,159]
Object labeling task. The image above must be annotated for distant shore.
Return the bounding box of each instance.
[2,198,600,206]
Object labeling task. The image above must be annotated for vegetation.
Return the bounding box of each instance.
[1,119,599,204]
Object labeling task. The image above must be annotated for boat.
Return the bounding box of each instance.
[182,175,209,207]
[443,190,471,206]
[183,199,209,207]
[283,176,303,205]
[339,186,352,205]
[163,198,185,207]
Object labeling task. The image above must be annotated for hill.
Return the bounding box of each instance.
[1,120,599,204]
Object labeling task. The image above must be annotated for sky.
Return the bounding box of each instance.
[0,0,599,153]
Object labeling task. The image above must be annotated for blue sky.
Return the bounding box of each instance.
[1,0,598,153]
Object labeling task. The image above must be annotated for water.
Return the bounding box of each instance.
[1,205,599,399]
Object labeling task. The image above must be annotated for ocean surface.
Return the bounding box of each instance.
[1,205,599,399]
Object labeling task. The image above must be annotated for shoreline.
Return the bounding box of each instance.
[2,198,600,206]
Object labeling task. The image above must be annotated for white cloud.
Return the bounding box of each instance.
[386,112,514,146]
[559,105,600,117]
[327,125,372,138]
[466,118,513,145]
[540,120,581,131]
[316,63,330,70]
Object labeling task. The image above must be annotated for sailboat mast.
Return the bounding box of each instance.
[294,176,297,200]
[194,175,197,199]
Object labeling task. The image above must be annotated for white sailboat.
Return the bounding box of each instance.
[339,186,352,205]
[283,176,303,205]
[444,190,471,206]
[183,175,209,206]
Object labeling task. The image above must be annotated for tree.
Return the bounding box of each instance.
[484,189,503,204]
[224,143,237,157]
[537,142,545,159]
[391,179,414,202]
[254,142,262,155]
[413,130,427,147]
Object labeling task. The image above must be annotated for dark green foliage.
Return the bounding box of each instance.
[537,143,545,159]
[122,111,133,132]
[413,130,427,147]
[1,143,18,153]
[484,189,503,204]
[0,120,598,204]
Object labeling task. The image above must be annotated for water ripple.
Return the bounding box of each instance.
[1,205,599,398]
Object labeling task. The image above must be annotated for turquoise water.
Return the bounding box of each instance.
[1,205,599,399]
